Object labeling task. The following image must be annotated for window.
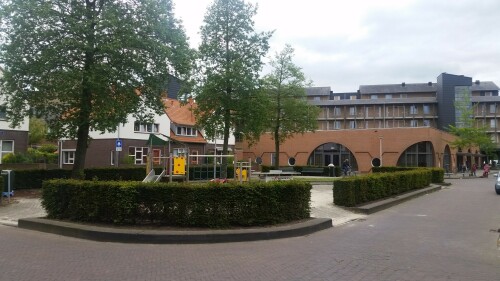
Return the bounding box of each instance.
[0,105,7,120]
[410,120,418,127]
[490,119,496,129]
[313,96,320,101]
[333,96,340,101]
[350,95,357,100]
[153,149,161,165]
[423,119,431,126]
[370,95,378,100]
[191,150,199,164]
[134,122,159,133]
[63,150,75,164]
[0,140,14,163]
[176,126,197,136]
[128,146,148,165]
[485,92,493,97]
[173,148,187,157]
[349,120,356,129]
[385,94,392,99]
[334,121,341,129]
[349,107,356,116]
[423,104,430,115]
[334,107,341,116]
[410,105,418,114]
[490,104,496,114]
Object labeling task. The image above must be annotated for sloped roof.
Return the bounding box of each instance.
[359,83,437,94]
[470,81,499,91]
[164,98,196,126]
[169,129,207,144]
[306,87,331,96]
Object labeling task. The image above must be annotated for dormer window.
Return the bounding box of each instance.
[134,122,159,133]
[176,126,197,136]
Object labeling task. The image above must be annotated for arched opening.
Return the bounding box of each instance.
[308,142,357,170]
[397,141,434,167]
[443,145,451,173]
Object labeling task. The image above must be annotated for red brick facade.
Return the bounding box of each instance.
[237,127,470,173]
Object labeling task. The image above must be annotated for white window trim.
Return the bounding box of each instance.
[62,149,76,164]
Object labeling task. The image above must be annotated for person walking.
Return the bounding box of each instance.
[342,159,351,176]
[471,163,477,177]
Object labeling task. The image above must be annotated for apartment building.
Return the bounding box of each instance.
[239,73,495,173]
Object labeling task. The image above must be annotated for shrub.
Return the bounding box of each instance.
[42,179,312,228]
[334,169,432,207]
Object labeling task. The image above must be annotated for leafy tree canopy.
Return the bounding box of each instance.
[194,0,272,176]
[0,0,193,177]
[448,87,495,157]
[262,45,319,167]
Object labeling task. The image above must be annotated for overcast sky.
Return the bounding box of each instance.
[172,0,500,92]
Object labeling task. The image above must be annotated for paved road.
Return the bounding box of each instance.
[0,178,499,280]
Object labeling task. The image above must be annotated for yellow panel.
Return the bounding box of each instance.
[173,156,186,175]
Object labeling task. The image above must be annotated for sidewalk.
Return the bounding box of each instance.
[3,184,442,243]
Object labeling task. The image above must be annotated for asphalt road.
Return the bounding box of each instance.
[0,177,499,281]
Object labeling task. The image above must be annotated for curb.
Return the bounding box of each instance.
[18,217,333,244]
[352,185,442,214]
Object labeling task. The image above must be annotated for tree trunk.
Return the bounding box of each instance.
[274,129,280,169]
[221,108,231,179]
[71,0,95,179]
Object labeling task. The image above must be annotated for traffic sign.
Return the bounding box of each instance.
[116,139,122,152]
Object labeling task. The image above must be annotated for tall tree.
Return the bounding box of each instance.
[262,45,319,168]
[448,87,495,157]
[28,118,48,145]
[0,0,193,178]
[195,0,272,177]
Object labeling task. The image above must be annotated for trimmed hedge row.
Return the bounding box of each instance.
[334,169,432,207]
[372,166,445,183]
[41,179,312,228]
[12,168,148,189]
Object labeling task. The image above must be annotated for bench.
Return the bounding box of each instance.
[301,167,325,176]
[254,170,301,182]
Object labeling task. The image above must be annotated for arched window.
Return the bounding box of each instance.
[397,141,434,167]
[308,142,357,170]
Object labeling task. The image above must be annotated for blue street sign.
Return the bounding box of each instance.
[116,139,122,151]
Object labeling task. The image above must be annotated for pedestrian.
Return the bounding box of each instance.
[471,163,477,177]
[483,163,490,178]
[342,159,351,176]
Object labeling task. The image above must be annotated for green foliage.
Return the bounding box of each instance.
[373,166,444,183]
[1,153,32,164]
[447,88,495,156]
[0,0,193,177]
[28,118,48,144]
[41,179,311,228]
[262,45,320,168]
[334,169,434,207]
[13,167,147,189]
[194,0,273,177]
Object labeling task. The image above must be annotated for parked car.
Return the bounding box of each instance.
[495,175,500,194]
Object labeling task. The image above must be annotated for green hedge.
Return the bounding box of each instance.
[41,179,311,228]
[334,169,432,207]
[13,167,147,189]
[372,166,444,183]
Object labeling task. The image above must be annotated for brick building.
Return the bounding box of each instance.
[238,73,497,173]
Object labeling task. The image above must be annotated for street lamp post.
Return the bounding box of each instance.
[379,136,383,166]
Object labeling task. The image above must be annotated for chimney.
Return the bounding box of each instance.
[428,82,432,86]
[475,80,480,85]
[402,82,406,87]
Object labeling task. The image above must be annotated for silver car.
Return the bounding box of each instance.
[495,175,500,194]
